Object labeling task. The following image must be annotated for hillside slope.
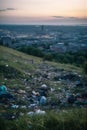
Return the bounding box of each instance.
[0,46,86,130]
[0,45,82,88]
[0,45,86,107]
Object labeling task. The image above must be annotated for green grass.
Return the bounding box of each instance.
[0,46,86,130]
[0,108,86,130]
[0,45,82,89]
[0,45,82,73]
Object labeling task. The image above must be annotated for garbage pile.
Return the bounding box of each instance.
[0,63,87,119]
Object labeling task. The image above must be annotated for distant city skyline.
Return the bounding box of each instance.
[0,0,87,25]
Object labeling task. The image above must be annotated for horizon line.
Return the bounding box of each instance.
[0,23,87,26]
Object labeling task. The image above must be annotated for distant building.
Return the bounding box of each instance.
[50,43,66,53]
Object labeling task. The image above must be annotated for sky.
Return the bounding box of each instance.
[0,0,87,25]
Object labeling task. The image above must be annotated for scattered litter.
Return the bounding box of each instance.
[11,104,19,109]
[35,109,46,114]
[40,96,47,105]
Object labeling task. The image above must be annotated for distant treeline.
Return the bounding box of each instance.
[18,46,87,67]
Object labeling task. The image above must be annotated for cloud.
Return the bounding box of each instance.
[6,8,16,11]
[52,16,80,20]
[52,16,87,22]
[51,16,87,25]
[0,8,16,12]
[0,9,6,12]
[52,16,65,19]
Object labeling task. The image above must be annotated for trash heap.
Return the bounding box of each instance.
[0,63,87,119]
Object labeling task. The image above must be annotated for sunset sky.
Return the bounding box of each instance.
[0,0,87,25]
